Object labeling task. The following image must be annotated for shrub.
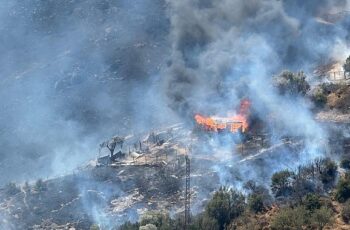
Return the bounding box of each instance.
[34,179,47,192]
[140,211,171,229]
[273,70,310,96]
[195,213,219,230]
[248,194,264,213]
[205,187,246,230]
[303,193,321,212]
[271,170,294,197]
[232,212,261,230]
[319,158,337,184]
[341,200,350,223]
[312,86,327,108]
[335,174,350,202]
[341,158,350,170]
[271,206,308,230]
[310,206,334,229]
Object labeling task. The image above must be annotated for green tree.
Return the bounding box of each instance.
[335,173,350,202]
[319,158,337,184]
[140,211,171,229]
[311,86,327,108]
[273,70,310,96]
[248,194,264,213]
[34,179,47,192]
[205,187,246,230]
[271,170,294,197]
[340,158,350,170]
[303,193,321,212]
[192,213,219,230]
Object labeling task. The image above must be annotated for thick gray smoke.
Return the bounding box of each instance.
[164,0,350,115]
[163,0,350,184]
[0,0,178,185]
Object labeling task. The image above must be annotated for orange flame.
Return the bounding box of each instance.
[194,99,251,133]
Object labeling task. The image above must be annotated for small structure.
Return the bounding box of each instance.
[314,62,350,82]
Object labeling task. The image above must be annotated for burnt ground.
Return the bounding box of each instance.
[1,121,350,229]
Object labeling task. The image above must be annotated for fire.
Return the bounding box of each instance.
[194,99,251,133]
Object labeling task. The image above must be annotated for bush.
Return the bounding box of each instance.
[335,173,350,202]
[273,70,310,96]
[341,200,350,223]
[303,193,321,212]
[271,170,294,197]
[140,211,171,229]
[248,194,264,213]
[4,182,21,196]
[232,212,261,230]
[34,179,47,192]
[310,206,334,229]
[205,187,246,230]
[341,158,350,170]
[271,206,308,230]
[312,86,327,108]
[193,213,219,230]
[319,158,337,184]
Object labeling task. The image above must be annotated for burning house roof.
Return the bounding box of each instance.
[194,99,251,133]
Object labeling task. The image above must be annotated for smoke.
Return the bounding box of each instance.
[164,0,350,115]
[163,0,350,189]
[0,0,178,185]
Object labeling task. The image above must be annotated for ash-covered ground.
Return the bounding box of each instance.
[1,119,350,229]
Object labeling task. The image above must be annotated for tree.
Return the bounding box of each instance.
[271,170,294,197]
[273,70,310,96]
[303,193,321,212]
[248,194,264,213]
[340,157,350,170]
[335,173,350,202]
[34,179,47,192]
[318,158,337,185]
[343,55,350,73]
[140,211,171,229]
[192,213,219,230]
[311,86,327,108]
[205,187,246,230]
[310,206,333,230]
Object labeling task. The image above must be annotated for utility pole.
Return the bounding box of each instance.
[184,154,191,229]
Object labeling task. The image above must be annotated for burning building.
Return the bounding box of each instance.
[194,99,251,133]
